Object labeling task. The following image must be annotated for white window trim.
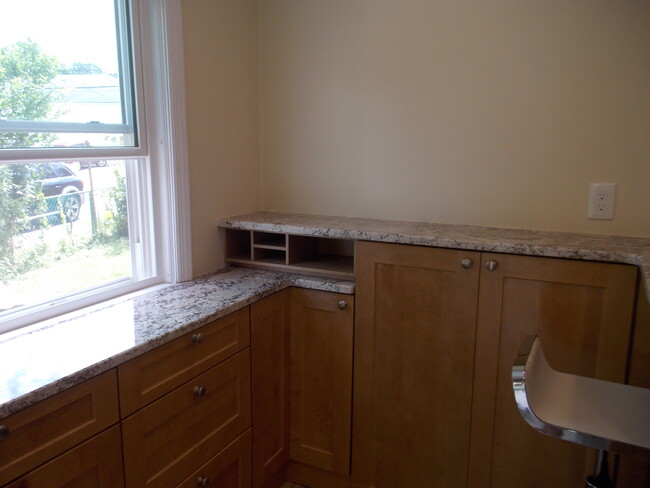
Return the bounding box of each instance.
[141,0,193,283]
[0,0,192,333]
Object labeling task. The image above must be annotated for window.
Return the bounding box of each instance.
[0,0,191,333]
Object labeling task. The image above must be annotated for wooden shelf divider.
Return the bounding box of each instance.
[224,229,354,279]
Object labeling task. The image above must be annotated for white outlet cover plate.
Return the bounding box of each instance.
[588,183,616,220]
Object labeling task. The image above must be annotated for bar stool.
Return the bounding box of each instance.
[512,335,650,487]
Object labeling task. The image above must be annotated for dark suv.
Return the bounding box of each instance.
[40,163,85,222]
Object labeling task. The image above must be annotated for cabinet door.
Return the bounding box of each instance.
[5,425,124,488]
[617,286,650,487]
[290,288,354,476]
[251,291,291,488]
[353,241,481,488]
[469,254,637,488]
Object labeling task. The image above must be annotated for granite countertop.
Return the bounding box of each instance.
[0,268,354,419]
[220,211,650,296]
[3,211,649,419]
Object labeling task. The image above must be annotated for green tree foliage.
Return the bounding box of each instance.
[0,39,60,148]
[97,169,128,241]
[0,40,59,281]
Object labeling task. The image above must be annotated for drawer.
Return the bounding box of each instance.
[176,429,252,488]
[4,425,124,488]
[122,349,252,488]
[0,370,119,486]
[118,307,250,416]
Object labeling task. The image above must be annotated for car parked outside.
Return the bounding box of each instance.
[39,163,85,223]
[72,160,107,170]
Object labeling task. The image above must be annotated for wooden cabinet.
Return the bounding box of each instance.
[289,288,354,476]
[122,350,252,488]
[0,370,119,486]
[118,308,250,416]
[469,253,637,488]
[4,425,124,488]
[617,286,650,487]
[176,429,252,488]
[225,229,355,279]
[353,241,638,488]
[353,241,481,488]
[251,291,291,488]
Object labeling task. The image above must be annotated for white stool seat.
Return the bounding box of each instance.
[512,335,650,460]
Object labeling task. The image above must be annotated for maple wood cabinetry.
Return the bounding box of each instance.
[225,229,355,279]
[118,308,250,416]
[1,233,646,488]
[290,288,354,476]
[0,370,120,487]
[353,241,638,488]
[469,253,637,488]
[119,309,252,488]
[4,425,124,488]
[251,288,355,488]
[251,291,291,488]
[353,242,481,487]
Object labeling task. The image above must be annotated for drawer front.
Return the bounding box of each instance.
[5,425,124,488]
[176,429,252,488]
[0,370,119,486]
[122,349,252,488]
[118,307,250,416]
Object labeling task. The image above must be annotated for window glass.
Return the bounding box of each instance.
[0,0,137,149]
[0,160,132,314]
[0,0,166,332]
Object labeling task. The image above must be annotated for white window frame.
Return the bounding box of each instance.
[0,0,192,333]
[0,0,142,155]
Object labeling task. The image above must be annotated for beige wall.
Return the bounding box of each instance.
[182,0,259,276]
[258,0,650,237]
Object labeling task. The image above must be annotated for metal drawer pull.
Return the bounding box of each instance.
[197,476,210,486]
[0,425,8,441]
[485,260,498,271]
[193,386,207,397]
[460,258,473,269]
[338,300,347,310]
[191,332,204,344]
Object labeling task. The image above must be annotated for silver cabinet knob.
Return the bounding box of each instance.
[191,332,204,344]
[197,476,210,487]
[0,425,8,441]
[460,258,473,269]
[193,385,207,397]
[338,300,347,310]
[485,260,498,272]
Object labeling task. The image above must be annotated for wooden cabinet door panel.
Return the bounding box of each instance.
[122,350,251,488]
[5,425,124,488]
[251,291,291,488]
[290,288,354,476]
[617,286,650,487]
[469,253,637,488]
[0,370,119,486]
[353,241,481,488]
[176,429,252,488]
[118,308,250,416]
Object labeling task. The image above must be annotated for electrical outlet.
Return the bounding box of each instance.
[588,183,616,220]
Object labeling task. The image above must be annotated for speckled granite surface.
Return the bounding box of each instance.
[0,267,354,419]
[221,211,650,296]
[4,211,649,419]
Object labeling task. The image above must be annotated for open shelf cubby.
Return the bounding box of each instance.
[224,228,354,279]
[253,231,287,249]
